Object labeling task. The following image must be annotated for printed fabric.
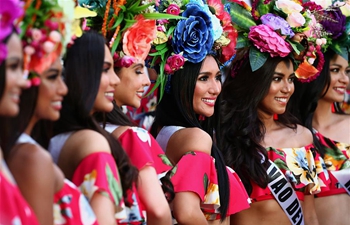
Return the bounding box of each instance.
[169,151,250,220]
[250,144,329,202]
[117,126,173,173]
[0,160,39,225]
[71,151,144,224]
[117,126,173,224]
[314,130,350,197]
[53,179,98,225]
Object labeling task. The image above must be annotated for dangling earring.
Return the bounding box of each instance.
[273,114,278,120]
[199,115,206,121]
[331,103,336,113]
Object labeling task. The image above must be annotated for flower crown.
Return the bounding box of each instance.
[0,0,23,65]
[228,0,334,82]
[148,0,238,97]
[19,0,76,86]
[80,0,177,68]
[316,0,350,61]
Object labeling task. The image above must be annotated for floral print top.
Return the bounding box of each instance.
[105,124,173,224]
[0,159,39,225]
[313,130,350,197]
[156,126,250,220]
[250,144,329,202]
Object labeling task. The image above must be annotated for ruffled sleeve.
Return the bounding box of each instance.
[267,144,328,194]
[71,152,126,219]
[170,151,249,219]
[118,127,173,173]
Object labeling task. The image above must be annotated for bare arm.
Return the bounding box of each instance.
[173,192,208,225]
[8,144,55,225]
[303,195,319,225]
[138,166,172,225]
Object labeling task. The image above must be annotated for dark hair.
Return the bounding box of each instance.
[0,30,35,159]
[290,49,342,157]
[220,48,298,195]
[151,55,229,219]
[54,31,138,202]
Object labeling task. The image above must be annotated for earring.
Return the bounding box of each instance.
[331,103,336,113]
[273,114,278,120]
[199,115,206,121]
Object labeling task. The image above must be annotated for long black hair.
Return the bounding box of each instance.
[0,30,37,159]
[220,48,299,195]
[151,55,229,219]
[290,49,343,157]
[54,31,138,201]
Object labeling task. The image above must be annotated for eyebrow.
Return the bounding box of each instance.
[6,57,21,62]
[199,71,221,75]
[132,63,144,69]
[330,63,343,67]
[273,72,295,77]
[103,62,112,66]
[47,68,60,74]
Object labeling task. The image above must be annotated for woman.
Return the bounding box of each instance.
[4,1,98,224]
[90,5,173,224]
[0,1,39,224]
[289,3,350,224]
[152,54,250,225]
[221,50,323,225]
[48,31,140,225]
[292,48,350,225]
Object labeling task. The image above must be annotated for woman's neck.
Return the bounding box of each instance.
[24,116,38,135]
[313,98,333,129]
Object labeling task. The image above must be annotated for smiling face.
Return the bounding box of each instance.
[33,57,67,121]
[258,60,295,117]
[113,59,150,108]
[0,33,27,116]
[92,45,120,113]
[193,56,222,117]
[322,54,350,103]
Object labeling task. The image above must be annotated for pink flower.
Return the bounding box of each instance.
[123,15,157,60]
[0,0,23,40]
[166,4,181,15]
[165,54,185,74]
[31,77,41,86]
[31,28,43,41]
[43,41,55,53]
[24,45,35,56]
[115,56,136,68]
[248,25,291,57]
[49,31,61,43]
[286,12,305,27]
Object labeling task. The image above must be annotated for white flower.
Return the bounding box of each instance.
[276,0,303,14]
[131,127,151,146]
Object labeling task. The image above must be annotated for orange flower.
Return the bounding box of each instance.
[122,15,157,61]
[295,60,319,80]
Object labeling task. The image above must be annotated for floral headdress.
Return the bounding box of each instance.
[0,0,24,65]
[228,0,333,82]
[79,0,178,68]
[148,0,238,97]
[19,0,76,86]
[314,0,350,61]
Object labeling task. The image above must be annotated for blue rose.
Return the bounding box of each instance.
[261,13,294,38]
[172,3,214,63]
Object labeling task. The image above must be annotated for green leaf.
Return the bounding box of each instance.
[249,47,268,72]
[256,0,274,17]
[142,13,185,20]
[273,159,289,171]
[229,2,256,31]
[105,164,123,206]
[203,173,208,194]
[287,40,304,56]
[159,154,173,167]
[236,33,250,49]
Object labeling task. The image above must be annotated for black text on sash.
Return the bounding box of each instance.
[267,160,305,225]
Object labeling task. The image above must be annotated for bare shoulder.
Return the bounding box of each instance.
[8,143,55,178]
[65,129,111,154]
[168,127,212,155]
[111,125,130,139]
[295,124,313,144]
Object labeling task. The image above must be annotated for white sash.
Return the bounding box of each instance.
[330,169,350,195]
[267,160,305,225]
